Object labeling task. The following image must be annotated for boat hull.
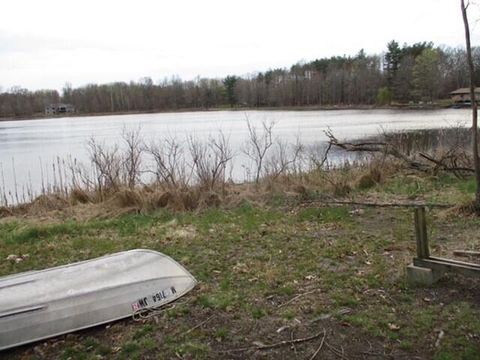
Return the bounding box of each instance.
[0,249,196,350]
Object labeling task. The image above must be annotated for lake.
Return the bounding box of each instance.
[0,109,472,205]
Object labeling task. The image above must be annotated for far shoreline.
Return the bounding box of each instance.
[0,103,452,123]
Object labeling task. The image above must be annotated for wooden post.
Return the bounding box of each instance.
[414,206,429,259]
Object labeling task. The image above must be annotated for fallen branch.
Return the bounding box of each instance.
[290,330,298,357]
[325,129,475,177]
[419,152,474,174]
[325,341,350,360]
[182,314,215,336]
[325,130,429,171]
[278,289,318,308]
[308,329,327,360]
[223,329,325,353]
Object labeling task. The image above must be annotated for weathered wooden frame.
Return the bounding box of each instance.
[412,206,480,277]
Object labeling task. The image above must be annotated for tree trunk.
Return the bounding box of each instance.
[461,0,480,208]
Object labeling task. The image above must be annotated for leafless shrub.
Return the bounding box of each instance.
[147,136,189,190]
[87,137,123,197]
[290,136,308,175]
[86,128,144,198]
[121,127,143,189]
[15,124,473,211]
[68,157,96,192]
[188,132,233,190]
[264,138,304,181]
[242,119,275,184]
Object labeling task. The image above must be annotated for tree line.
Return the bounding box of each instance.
[0,41,478,118]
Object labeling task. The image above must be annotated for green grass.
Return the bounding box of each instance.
[378,173,477,204]
[1,173,480,359]
[297,206,351,223]
[214,327,229,341]
[197,292,237,311]
[251,307,267,319]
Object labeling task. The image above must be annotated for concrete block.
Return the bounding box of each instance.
[406,263,443,286]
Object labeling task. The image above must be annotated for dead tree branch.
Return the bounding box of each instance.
[224,329,325,353]
[325,129,475,176]
[325,130,429,171]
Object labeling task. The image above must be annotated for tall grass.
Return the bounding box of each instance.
[0,125,474,211]
[0,123,313,209]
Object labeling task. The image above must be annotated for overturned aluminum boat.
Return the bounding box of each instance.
[0,249,196,351]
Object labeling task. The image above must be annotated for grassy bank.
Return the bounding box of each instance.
[1,170,480,359]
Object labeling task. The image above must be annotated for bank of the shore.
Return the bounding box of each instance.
[0,102,454,122]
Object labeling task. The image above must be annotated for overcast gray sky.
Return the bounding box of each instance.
[1,0,479,91]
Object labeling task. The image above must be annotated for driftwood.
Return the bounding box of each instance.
[325,130,474,176]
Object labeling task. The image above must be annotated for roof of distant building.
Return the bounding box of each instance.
[449,87,480,95]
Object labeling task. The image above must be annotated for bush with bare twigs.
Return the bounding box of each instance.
[188,132,233,191]
[242,119,275,184]
[264,137,304,182]
[122,128,143,189]
[86,128,144,198]
[147,136,189,190]
[4,122,479,216]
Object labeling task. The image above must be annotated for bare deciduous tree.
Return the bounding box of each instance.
[461,0,480,209]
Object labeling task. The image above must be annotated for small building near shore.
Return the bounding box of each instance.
[45,103,75,115]
[449,87,480,103]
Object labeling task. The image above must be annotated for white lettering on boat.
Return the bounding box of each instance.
[131,286,177,312]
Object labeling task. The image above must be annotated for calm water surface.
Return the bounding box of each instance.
[0,109,471,204]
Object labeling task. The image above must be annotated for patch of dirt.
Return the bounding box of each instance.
[4,308,419,360]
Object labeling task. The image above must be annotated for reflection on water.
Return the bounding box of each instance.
[0,109,471,204]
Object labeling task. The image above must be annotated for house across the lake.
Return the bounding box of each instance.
[449,87,480,104]
[45,103,75,115]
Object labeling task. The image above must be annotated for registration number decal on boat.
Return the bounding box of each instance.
[131,286,177,312]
